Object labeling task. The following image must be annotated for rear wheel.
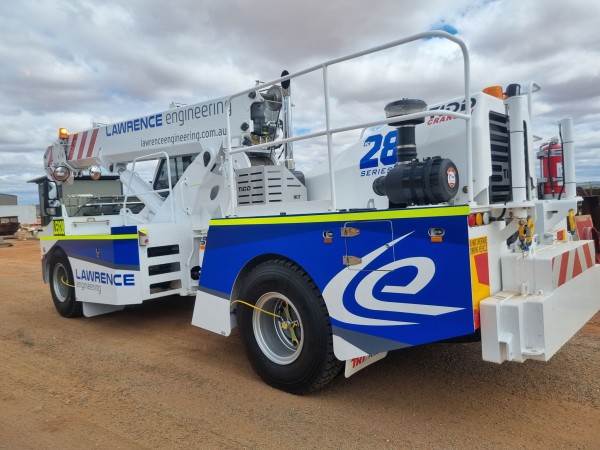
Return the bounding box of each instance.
[50,251,82,318]
[237,260,342,394]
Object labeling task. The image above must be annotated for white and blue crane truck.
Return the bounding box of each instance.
[40,32,600,393]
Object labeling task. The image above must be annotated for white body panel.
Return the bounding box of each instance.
[56,96,252,170]
[71,258,142,305]
[40,219,197,310]
[481,240,600,363]
[305,93,508,209]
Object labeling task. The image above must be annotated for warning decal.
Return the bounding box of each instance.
[53,219,65,236]
[469,236,490,328]
[470,237,487,255]
[447,167,457,189]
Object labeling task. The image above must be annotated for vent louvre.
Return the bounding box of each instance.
[235,165,307,205]
[489,112,512,204]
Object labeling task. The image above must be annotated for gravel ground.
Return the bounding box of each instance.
[1,239,599,449]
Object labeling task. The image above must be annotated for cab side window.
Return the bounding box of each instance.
[153,155,196,197]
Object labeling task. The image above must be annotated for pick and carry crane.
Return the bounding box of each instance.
[40,32,600,393]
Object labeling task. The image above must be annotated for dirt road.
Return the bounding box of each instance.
[1,239,599,449]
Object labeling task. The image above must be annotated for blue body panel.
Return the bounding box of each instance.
[199,207,474,354]
[50,226,140,271]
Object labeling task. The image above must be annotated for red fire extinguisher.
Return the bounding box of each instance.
[538,138,563,198]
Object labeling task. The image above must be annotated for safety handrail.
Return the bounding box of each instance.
[224,30,471,215]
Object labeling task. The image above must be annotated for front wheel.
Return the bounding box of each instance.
[237,260,342,394]
[49,251,83,318]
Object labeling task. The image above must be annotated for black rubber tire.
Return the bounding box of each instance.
[49,250,83,318]
[237,259,343,394]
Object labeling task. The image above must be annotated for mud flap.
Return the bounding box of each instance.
[344,352,387,378]
[82,302,125,317]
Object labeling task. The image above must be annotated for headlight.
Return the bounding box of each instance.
[89,166,102,180]
[53,166,70,182]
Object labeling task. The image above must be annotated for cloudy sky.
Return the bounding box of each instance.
[1,0,599,205]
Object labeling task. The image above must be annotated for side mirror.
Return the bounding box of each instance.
[43,180,61,217]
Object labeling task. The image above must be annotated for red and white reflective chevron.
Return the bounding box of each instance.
[67,128,100,161]
[552,241,595,288]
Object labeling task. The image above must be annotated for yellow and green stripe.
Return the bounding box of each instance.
[211,205,470,227]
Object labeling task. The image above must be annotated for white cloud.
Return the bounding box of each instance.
[1,0,599,205]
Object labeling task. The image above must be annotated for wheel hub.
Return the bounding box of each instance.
[52,263,70,303]
[252,293,303,365]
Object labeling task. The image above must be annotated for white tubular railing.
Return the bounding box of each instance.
[224,30,471,215]
[124,151,175,224]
